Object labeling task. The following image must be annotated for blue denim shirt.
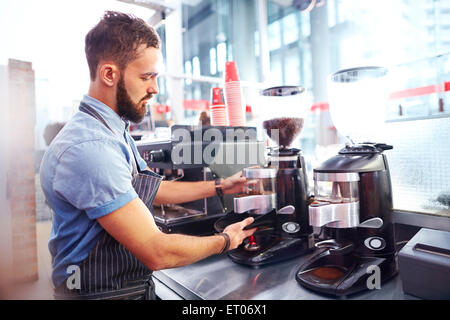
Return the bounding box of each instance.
[40,95,148,287]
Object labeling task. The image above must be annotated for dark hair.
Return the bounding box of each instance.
[85,11,160,80]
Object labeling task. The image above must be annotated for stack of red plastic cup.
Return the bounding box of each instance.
[224,61,246,126]
[209,87,227,126]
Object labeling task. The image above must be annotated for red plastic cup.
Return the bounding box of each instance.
[224,61,240,82]
[211,87,225,105]
[209,105,227,126]
[223,81,245,126]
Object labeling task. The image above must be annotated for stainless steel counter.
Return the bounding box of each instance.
[153,251,417,300]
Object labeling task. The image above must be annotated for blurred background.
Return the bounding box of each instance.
[0,0,449,299]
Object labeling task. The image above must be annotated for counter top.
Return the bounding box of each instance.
[153,250,417,300]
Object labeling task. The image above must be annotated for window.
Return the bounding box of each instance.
[282,13,299,45]
[301,11,310,37]
[284,47,301,85]
[209,47,217,75]
[328,0,337,28]
[184,60,192,85]
[269,51,283,85]
[179,0,260,125]
[192,56,200,77]
[174,0,449,218]
[268,20,281,51]
[217,42,227,73]
[326,0,450,218]
[254,30,260,57]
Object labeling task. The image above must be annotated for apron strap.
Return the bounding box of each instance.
[79,102,115,133]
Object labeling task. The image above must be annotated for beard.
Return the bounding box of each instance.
[116,77,151,123]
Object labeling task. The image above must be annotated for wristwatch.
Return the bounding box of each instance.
[215,178,224,198]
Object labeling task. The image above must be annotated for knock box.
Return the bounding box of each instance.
[398,227,450,299]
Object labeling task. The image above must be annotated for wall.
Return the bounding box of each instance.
[0,65,13,293]
[6,59,38,283]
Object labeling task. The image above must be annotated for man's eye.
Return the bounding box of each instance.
[141,73,157,81]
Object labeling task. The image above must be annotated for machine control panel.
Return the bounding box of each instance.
[364,236,386,251]
[282,222,300,234]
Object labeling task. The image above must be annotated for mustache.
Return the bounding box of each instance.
[140,93,153,102]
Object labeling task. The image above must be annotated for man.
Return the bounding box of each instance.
[40,11,256,300]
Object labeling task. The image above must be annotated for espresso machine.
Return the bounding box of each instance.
[216,86,314,266]
[136,125,264,236]
[296,67,398,296]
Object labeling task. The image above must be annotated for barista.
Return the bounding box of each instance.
[39,11,256,300]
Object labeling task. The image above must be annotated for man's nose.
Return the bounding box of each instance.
[148,80,159,95]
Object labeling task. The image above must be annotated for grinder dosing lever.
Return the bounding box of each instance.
[244,205,295,230]
[234,167,277,215]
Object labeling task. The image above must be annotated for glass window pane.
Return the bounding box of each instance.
[282,13,299,45]
[209,47,217,75]
[301,12,310,38]
[270,51,283,85]
[184,60,192,85]
[254,30,260,56]
[328,0,337,27]
[387,117,450,217]
[268,20,281,51]
[227,43,233,61]
[217,42,226,73]
[284,47,300,85]
[192,56,200,77]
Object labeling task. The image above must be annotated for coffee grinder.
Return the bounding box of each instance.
[296,67,398,296]
[137,125,263,236]
[221,86,314,266]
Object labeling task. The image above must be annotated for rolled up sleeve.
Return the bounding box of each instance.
[53,139,138,220]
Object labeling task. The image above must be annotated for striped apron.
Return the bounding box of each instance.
[54,102,162,300]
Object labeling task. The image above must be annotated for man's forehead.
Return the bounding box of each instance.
[135,44,161,59]
[131,45,163,71]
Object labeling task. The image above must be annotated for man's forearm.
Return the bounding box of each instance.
[97,197,229,272]
[149,232,226,270]
[153,180,217,205]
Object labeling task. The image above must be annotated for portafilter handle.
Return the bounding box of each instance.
[243,205,296,230]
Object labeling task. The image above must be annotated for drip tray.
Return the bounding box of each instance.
[297,265,349,286]
[296,252,356,291]
[296,251,397,297]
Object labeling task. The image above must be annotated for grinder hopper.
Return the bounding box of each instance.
[258,86,308,150]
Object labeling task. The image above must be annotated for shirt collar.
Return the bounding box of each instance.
[81,95,130,136]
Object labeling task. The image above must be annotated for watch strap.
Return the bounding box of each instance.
[215,178,224,198]
[216,232,230,254]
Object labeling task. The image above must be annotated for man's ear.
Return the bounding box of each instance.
[98,63,120,87]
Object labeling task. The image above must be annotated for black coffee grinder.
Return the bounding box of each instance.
[296,67,398,296]
[222,86,314,266]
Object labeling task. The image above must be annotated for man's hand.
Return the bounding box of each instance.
[220,171,247,195]
[98,198,256,270]
[223,217,257,250]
